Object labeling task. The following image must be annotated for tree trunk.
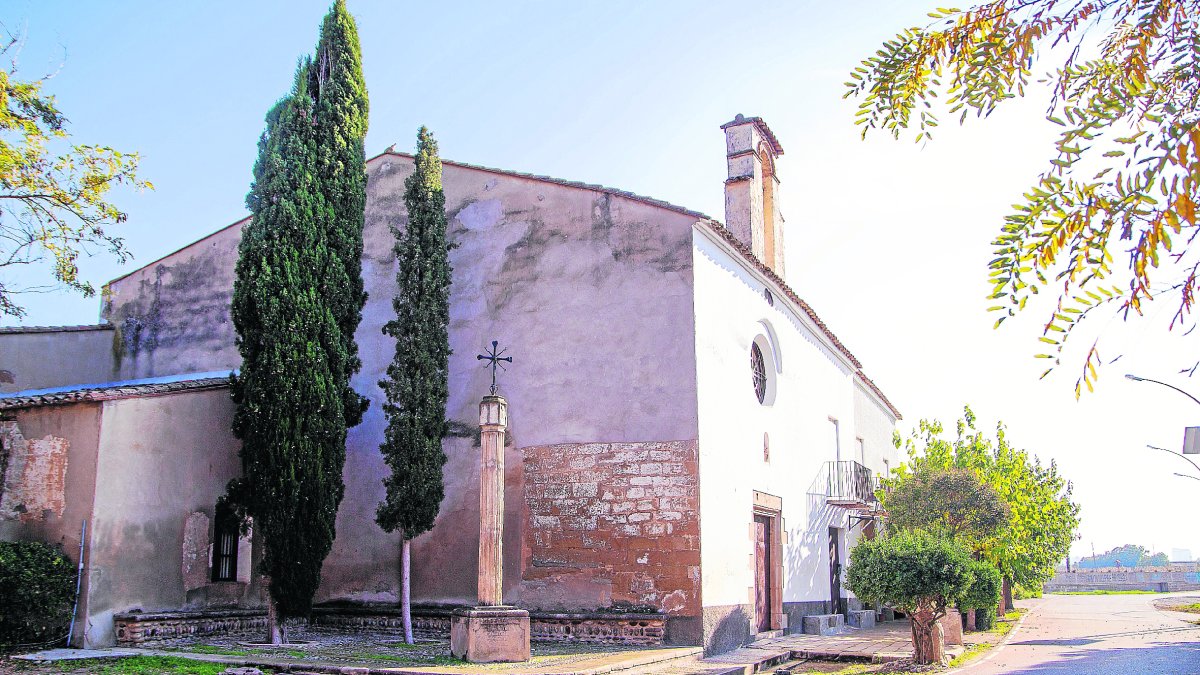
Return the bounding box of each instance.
[965,608,977,632]
[1002,576,1015,613]
[909,609,945,665]
[266,594,285,645]
[401,536,413,645]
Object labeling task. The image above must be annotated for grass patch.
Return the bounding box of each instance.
[1170,602,1200,614]
[349,652,458,666]
[176,645,252,657]
[39,656,249,675]
[948,642,990,668]
[375,641,429,650]
[1050,589,1158,595]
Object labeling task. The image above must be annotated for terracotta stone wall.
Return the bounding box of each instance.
[518,440,700,625]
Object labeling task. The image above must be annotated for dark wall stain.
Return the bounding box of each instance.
[108,248,236,367]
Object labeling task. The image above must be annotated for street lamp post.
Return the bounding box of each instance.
[1126,374,1200,454]
[1125,373,1200,407]
[1146,445,1200,482]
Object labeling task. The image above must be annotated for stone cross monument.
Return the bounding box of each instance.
[450,343,530,663]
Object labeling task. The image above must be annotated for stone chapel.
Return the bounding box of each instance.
[0,115,899,655]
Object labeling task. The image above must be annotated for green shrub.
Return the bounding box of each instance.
[0,541,76,650]
[845,530,975,665]
[960,560,1002,611]
[845,530,975,613]
[1014,582,1043,599]
[975,605,996,631]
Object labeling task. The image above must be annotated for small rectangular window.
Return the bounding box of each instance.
[212,506,239,582]
[829,419,841,462]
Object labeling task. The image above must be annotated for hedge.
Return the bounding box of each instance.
[0,541,76,651]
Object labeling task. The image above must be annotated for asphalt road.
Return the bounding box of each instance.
[955,592,1200,674]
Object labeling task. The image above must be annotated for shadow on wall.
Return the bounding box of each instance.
[991,641,1200,674]
[782,493,838,607]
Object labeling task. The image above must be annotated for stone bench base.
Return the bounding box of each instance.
[114,606,667,647]
[311,607,666,646]
[114,610,268,646]
[801,613,844,636]
[848,609,876,629]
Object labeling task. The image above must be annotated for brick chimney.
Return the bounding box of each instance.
[722,114,785,277]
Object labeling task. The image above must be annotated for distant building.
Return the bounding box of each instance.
[1171,548,1194,562]
[0,116,899,654]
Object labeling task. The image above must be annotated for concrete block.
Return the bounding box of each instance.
[939,608,963,647]
[879,607,896,622]
[801,613,844,635]
[848,609,876,629]
[450,607,531,663]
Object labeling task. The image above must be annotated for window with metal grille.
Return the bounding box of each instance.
[751,342,767,404]
[211,506,239,582]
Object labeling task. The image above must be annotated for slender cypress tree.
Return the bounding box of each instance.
[227,1,369,642]
[377,127,453,644]
[310,0,370,428]
[229,64,344,642]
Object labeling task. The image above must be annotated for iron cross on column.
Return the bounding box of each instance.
[477,340,513,395]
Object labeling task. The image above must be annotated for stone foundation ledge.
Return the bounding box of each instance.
[114,606,668,647]
[114,609,268,646]
[311,606,666,645]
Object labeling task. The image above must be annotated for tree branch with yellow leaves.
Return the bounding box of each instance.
[0,28,151,318]
[849,0,1200,396]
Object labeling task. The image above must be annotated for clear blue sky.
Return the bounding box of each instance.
[6,0,1200,560]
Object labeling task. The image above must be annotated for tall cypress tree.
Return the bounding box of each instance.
[377,127,452,644]
[310,0,369,428]
[227,1,369,642]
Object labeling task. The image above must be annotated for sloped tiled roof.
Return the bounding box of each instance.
[0,372,231,410]
[395,152,717,222]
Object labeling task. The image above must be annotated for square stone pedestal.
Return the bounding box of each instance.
[450,606,530,663]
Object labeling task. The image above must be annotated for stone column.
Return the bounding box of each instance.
[451,393,530,663]
[477,394,507,606]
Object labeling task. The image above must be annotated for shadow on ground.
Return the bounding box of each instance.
[992,641,1200,674]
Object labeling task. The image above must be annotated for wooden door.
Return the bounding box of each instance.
[754,515,772,633]
[829,527,842,615]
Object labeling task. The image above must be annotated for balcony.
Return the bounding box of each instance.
[822,460,879,510]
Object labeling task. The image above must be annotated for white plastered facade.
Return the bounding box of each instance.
[692,222,898,631]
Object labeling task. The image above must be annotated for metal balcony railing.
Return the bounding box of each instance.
[824,460,878,509]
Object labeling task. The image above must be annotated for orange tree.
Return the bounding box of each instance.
[890,407,1080,611]
[848,0,1200,395]
[846,530,975,665]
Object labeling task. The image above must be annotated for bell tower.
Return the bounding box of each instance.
[722,114,786,277]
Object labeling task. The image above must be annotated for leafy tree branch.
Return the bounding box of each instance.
[849,0,1200,395]
[0,27,151,317]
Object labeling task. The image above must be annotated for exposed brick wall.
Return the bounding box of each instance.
[0,421,68,522]
[519,440,700,618]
